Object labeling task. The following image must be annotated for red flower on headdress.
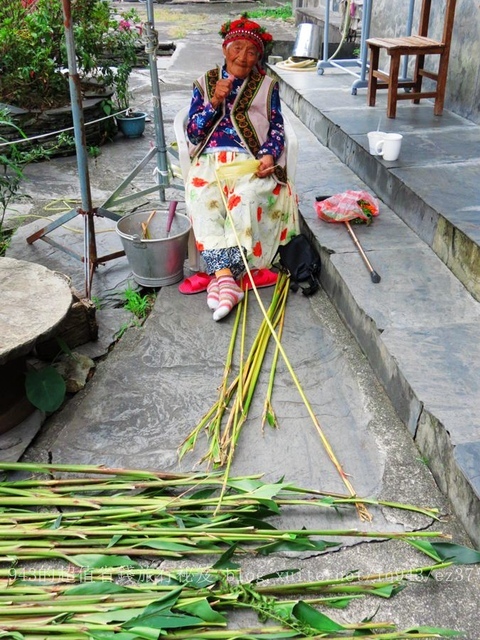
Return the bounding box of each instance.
[219,12,273,48]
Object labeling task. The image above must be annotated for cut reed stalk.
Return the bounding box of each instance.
[214,171,371,522]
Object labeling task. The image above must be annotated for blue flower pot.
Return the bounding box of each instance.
[116,112,147,138]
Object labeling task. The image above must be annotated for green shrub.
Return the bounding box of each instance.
[0,0,140,111]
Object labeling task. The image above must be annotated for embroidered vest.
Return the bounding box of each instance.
[189,68,288,184]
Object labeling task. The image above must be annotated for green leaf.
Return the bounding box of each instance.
[122,586,205,631]
[404,626,464,636]
[187,488,217,500]
[250,569,300,584]
[266,411,276,427]
[211,544,240,570]
[257,538,339,555]
[56,336,74,356]
[179,597,227,624]
[69,554,139,568]
[107,534,123,548]
[82,609,145,624]
[292,600,346,632]
[132,539,195,552]
[151,575,181,587]
[0,632,25,639]
[250,498,280,513]
[230,516,277,530]
[25,366,66,413]
[325,597,356,609]
[123,606,203,631]
[406,539,443,562]
[271,601,294,619]
[179,572,218,589]
[368,583,405,598]
[248,483,291,500]
[430,542,480,564]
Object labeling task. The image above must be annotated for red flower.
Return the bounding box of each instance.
[196,241,204,251]
[280,228,287,242]
[191,177,208,188]
[253,241,263,257]
[218,151,228,163]
[257,206,262,222]
[227,194,241,210]
[272,183,281,196]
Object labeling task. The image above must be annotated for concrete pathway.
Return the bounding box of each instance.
[2,2,480,636]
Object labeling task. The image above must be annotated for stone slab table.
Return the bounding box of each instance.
[0,257,73,434]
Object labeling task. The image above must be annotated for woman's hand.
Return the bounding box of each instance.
[256,154,275,179]
[211,77,233,109]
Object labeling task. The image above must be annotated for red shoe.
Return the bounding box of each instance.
[178,272,214,294]
[240,268,278,291]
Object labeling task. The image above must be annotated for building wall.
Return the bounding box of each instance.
[294,0,480,123]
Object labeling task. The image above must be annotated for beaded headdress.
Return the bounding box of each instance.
[219,13,273,56]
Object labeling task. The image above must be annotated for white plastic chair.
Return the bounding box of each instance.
[173,105,299,270]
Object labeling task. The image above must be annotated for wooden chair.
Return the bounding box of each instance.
[366,0,457,118]
[173,106,299,271]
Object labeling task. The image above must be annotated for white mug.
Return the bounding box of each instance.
[367,131,385,155]
[375,133,403,161]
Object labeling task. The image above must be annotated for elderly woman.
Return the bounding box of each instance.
[181,14,299,321]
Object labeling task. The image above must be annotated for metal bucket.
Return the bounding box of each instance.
[116,210,191,287]
[292,23,321,60]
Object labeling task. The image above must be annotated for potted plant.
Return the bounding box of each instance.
[113,62,148,138]
[115,108,148,138]
[0,0,142,151]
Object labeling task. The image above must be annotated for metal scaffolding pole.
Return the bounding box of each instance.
[26,0,124,298]
[26,0,173,297]
[101,0,172,209]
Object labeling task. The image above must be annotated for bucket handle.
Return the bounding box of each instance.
[132,234,147,249]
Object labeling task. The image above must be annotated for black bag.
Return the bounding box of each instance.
[275,234,321,296]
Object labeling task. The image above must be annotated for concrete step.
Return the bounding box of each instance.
[272,76,480,547]
[271,66,480,304]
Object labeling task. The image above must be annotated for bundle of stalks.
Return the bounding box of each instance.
[176,162,376,523]
[0,463,474,639]
[215,158,261,182]
[178,273,290,470]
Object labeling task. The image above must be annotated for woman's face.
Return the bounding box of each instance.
[223,39,260,78]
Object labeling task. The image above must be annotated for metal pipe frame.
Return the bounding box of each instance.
[26,0,171,298]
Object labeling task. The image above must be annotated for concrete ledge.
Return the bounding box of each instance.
[283,101,480,548]
[271,67,480,303]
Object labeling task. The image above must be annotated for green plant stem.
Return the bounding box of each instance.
[0,526,448,540]
[0,567,235,580]
[255,561,454,595]
[0,462,194,479]
[262,274,289,430]
[217,179,370,521]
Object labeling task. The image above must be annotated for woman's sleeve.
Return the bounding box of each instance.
[186,85,221,145]
[257,82,285,161]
